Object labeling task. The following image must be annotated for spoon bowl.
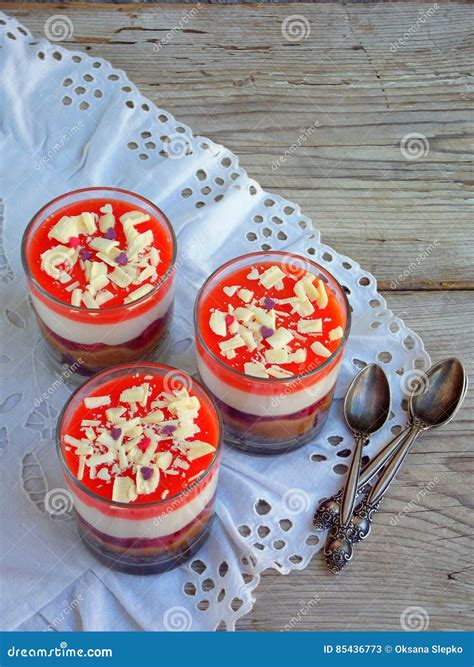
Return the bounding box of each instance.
[344,364,392,435]
[410,357,466,427]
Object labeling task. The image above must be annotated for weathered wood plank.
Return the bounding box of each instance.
[7,2,473,288]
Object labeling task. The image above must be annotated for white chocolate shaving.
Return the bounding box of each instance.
[48,216,78,244]
[84,395,111,409]
[108,266,133,288]
[288,349,307,363]
[99,213,115,233]
[311,341,332,357]
[316,280,329,309]
[119,211,150,225]
[124,284,154,303]
[71,289,82,307]
[40,245,76,279]
[112,477,137,503]
[238,288,254,303]
[89,237,119,255]
[265,348,289,364]
[136,465,160,495]
[223,285,239,297]
[329,326,344,341]
[185,440,216,461]
[266,327,294,349]
[244,362,269,378]
[219,334,245,353]
[209,310,227,337]
[297,319,322,334]
[259,265,286,289]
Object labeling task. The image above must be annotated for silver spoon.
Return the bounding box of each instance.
[350,357,467,543]
[324,364,391,574]
[313,425,412,531]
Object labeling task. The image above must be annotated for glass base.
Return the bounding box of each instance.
[38,328,171,382]
[223,413,329,456]
[78,513,215,575]
[201,380,334,456]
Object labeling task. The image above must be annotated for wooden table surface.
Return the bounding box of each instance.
[6,1,473,631]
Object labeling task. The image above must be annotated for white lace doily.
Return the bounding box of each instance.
[0,12,430,632]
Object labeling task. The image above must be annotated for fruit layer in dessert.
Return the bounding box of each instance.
[195,251,350,454]
[22,188,176,376]
[58,363,221,573]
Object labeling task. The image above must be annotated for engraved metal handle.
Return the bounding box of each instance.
[350,421,425,540]
[324,432,367,574]
[340,433,367,528]
[313,426,412,530]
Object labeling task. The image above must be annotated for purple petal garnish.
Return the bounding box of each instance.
[79,248,92,261]
[104,227,116,240]
[161,424,176,436]
[111,427,122,440]
[263,297,276,310]
[141,466,154,481]
[261,326,274,339]
[115,251,128,266]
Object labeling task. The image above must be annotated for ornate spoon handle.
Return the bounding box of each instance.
[350,421,424,540]
[313,427,411,530]
[324,433,367,573]
[340,434,367,528]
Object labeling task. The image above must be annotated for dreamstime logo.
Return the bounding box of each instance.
[400,605,430,631]
[33,122,84,172]
[163,606,193,631]
[34,358,83,408]
[400,369,429,398]
[45,488,73,517]
[389,239,439,288]
[400,133,430,160]
[154,3,202,53]
[271,121,320,172]
[44,15,74,41]
[281,253,311,280]
[390,4,439,53]
[282,593,321,630]
[281,15,311,43]
[163,369,193,394]
[282,488,310,515]
[166,132,192,160]
[391,477,439,526]
[46,595,84,631]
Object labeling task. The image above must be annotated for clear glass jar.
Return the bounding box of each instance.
[57,363,223,575]
[21,187,176,378]
[194,251,351,455]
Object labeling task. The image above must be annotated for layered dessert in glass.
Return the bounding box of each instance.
[194,251,350,455]
[57,363,222,574]
[22,188,176,377]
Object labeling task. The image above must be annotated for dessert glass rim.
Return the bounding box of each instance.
[194,250,351,384]
[56,361,223,510]
[21,186,177,314]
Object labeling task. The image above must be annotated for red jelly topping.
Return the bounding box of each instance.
[61,370,219,504]
[27,198,174,309]
[198,261,346,377]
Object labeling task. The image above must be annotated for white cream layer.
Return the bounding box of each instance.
[72,472,218,539]
[197,353,340,416]
[32,287,173,345]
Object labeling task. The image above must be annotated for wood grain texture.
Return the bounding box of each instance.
[5,2,473,631]
[8,2,473,288]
